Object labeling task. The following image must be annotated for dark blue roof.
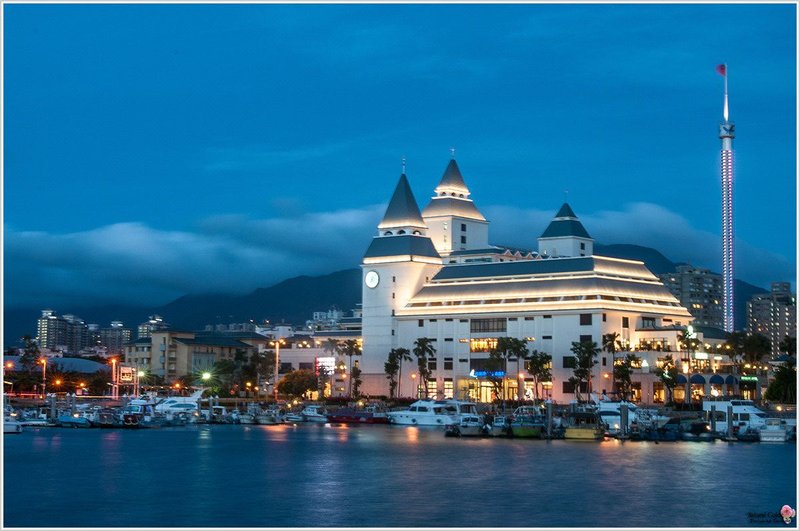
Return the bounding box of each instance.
[709,374,725,384]
[540,219,591,239]
[174,337,253,348]
[363,235,441,259]
[433,256,594,281]
[555,203,577,218]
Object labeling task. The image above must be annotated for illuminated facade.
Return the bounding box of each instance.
[747,282,796,358]
[359,159,699,403]
[718,64,735,332]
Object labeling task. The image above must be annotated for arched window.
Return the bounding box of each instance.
[440,192,446,196]
[383,231,393,236]
[451,192,456,196]
[459,194,465,198]
[397,230,406,235]
[413,230,421,235]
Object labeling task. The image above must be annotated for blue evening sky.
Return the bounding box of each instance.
[3,3,797,309]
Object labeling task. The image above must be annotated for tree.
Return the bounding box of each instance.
[413,338,436,398]
[483,351,506,402]
[490,337,514,401]
[654,354,679,405]
[351,364,363,399]
[525,350,552,402]
[384,348,410,399]
[725,331,747,373]
[613,353,640,401]
[764,359,796,404]
[743,334,771,366]
[569,341,600,401]
[337,339,362,398]
[277,369,318,399]
[602,332,622,396]
[19,335,40,372]
[779,336,796,357]
[507,338,530,400]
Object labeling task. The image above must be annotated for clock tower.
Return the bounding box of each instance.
[359,171,442,395]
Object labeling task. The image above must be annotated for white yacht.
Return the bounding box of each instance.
[387,399,478,426]
[702,399,770,432]
[154,389,205,415]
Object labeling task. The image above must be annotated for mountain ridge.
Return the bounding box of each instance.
[3,244,769,348]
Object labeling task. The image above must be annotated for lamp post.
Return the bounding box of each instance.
[270,338,286,402]
[39,358,47,400]
[411,373,418,399]
[111,358,118,400]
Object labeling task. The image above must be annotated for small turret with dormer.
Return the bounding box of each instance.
[537,203,594,258]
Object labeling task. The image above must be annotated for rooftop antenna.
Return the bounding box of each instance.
[450,147,456,159]
[563,190,569,202]
[401,156,407,175]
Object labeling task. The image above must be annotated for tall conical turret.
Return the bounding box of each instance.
[377,173,428,235]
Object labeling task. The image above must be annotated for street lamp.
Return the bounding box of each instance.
[269,338,286,402]
[39,358,47,400]
[110,358,118,400]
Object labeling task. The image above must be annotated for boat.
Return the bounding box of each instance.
[300,405,329,423]
[4,412,23,434]
[386,399,478,426]
[681,421,715,441]
[759,418,792,443]
[588,395,671,436]
[326,404,390,424]
[120,396,159,428]
[154,389,204,415]
[255,407,282,425]
[507,414,548,438]
[444,414,491,437]
[735,427,761,442]
[490,415,510,436]
[283,412,304,423]
[57,413,92,428]
[563,411,604,440]
[702,398,770,434]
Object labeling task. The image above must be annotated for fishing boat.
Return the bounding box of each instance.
[563,411,604,440]
[507,414,548,439]
[759,418,792,443]
[283,412,304,423]
[301,405,329,423]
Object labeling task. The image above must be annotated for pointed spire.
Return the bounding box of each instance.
[541,203,591,239]
[434,159,470,197]
[378,173,426,230]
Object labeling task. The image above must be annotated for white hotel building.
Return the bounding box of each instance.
[357,159,726,404]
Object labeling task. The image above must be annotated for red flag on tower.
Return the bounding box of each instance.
[716,64,727,76]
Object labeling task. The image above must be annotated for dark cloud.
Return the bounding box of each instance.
[4,202,793,309]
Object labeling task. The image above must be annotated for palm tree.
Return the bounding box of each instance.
[385,348,410,399]
[602,332,622,396]
[655,354,678,405]
[743,333,771,367]
[396,347,412,397]
[569,340,600,401]
[507,338,530,400]
[490,337,513,400]
[413,338,436,398]
[613,353,641,401]
[525,350,552,403]
[779,336,797,357]
[337,339,362,398]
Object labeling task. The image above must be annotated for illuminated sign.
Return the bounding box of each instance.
[315,357,335,375]
[739,376,758,382]
[470,338,498,353]
[119,366,134,383]
[469,369,505,378]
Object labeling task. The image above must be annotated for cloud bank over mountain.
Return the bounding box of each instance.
[5,202,794,309]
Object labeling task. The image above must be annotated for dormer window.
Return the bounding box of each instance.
[413,230,421,235]
[383,231,393,236]
[397,230,406,235]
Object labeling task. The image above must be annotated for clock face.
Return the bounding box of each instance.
[365,270,380,289]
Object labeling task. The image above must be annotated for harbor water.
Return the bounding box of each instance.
[3,423,797,528]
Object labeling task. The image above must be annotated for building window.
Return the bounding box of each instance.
[418,320,424,327]
[470,318,507,333]
[428,359,437,371]
[580,242,586,250]
[391,329,395,336]
[580,314,592,326]
[579,334,592,343]
[602,357,607,366]
[461,223,467,232]
[622,316,629,328]
[299,362,313,370]
[542,335,552,340]
[563,356,577,368]
[392,292,395,299]
[392,276,396,282]
[525,316,535,321]
[460,235,467,244]
[391,309,395,316]
[444,358,453,370]
[543,315,552,319]
[642,317,656,328]
[508,317,518,322]
[443,378,454,399]
[602,313,607,322]
[430,319,437,322]
[444,338,453,342]
[562,381,575,393]
[445,318,453,322]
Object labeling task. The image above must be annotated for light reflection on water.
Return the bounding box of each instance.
[4,424,796,528]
